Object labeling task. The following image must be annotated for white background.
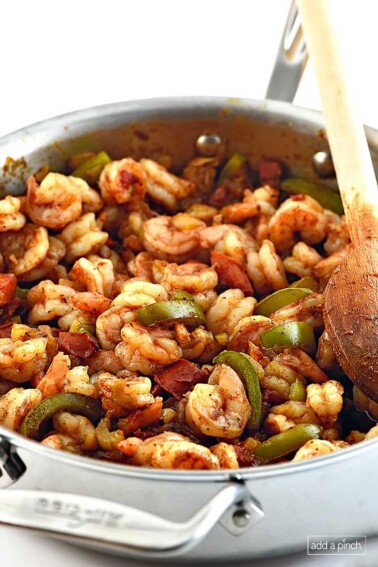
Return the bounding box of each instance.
[1,1,378,566]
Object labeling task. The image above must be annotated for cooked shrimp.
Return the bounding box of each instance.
[70,292,111,316]
[313,246,349,286]
[283,242,323,278]
[324,215,350,255]
[69,257,115,297]
[206,289,256,336]
[252,186,280,242]
[96,280,167,350]
[186,203,218,223]
[58,213,108,263]
[316,330,341,374]
[183,156,218,193]
[228,315,273,351]
[365,424,378,441]
[127,251,166,281]
[161,261,218,294]
[255,185,279,211]
[247,239,287,295]
[293,439,345,461]
[0,387,42,430]
[119,432,220,470]
[86,349,124,375]
[186,364,251,438]
[200,223,257,264]
[271,293,324,328]
[264,413,296,435]
[19,236,66,283]
[96,417,124,450]
[97,372,155,417]
[192,290,218,312]
[26,174,82,229]
[174,324,220,363]
[41,434,80,453]
[113,279,168,307]
[270,400,322,425]
[118,397,163,435]
[0,195,26,231]
[269,195,328,253]
[210,442,239,468]
[141,158,196,211]
[346,430,366,444]
[53,411,98,451]
[37,352,96,398]
[115,322,182,374]
[142,214,205,262]
[272,348,329,384]
[0,337,48,383]
[306,381,344,427]
[27,280,76,326]
[99,158,147,205]
[0,223,49,276]
[220,189,259,224]
[260,355,304,402]
[96,246,128,273]
[96,305,136,350]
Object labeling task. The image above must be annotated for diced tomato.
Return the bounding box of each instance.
[151,383,164,397]
[234,445,260,467]
[259,159,283,188]
[208,185,228,207]
[58,331,98,358]
[0,274,17,307]
[210,251,253,296]
[154,359,207,400]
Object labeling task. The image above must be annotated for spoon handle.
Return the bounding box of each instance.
[297,0,378,246]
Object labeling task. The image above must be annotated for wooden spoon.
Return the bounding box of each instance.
[297,0,378,401]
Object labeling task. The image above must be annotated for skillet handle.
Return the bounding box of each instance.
[266,0,308,102]
[0,482,263,559]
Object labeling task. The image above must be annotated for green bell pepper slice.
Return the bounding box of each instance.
[213,350,262,426]
[69,318,96,338]
[19,393,101,440]
[71,151,111,183]
[289,277,318,292]
[289,379,307,402]
[254,423,323,460]
[259,322,316,355]
[281,178,343,215]
[219,152,247,181]
[137,300,205,327]
[255,287,313,317]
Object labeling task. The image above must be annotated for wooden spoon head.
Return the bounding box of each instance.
[324,242,378,402]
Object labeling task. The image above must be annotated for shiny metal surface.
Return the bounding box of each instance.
[1,97,378,560]
[312,150,335,177]
[0,436,25,488]
[265,1,308,102]
[195,133,223,157]
[0,483,263,558]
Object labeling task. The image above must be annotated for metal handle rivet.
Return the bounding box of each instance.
[232,508,251,528]
[195,134,222,157]
[313,151,335,177]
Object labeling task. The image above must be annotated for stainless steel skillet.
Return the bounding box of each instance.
[0,7,378,562]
